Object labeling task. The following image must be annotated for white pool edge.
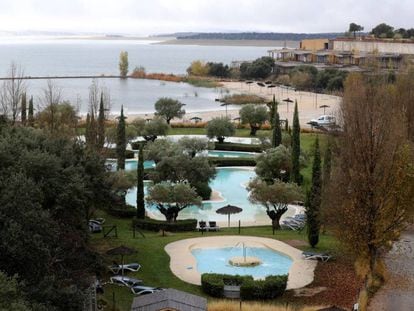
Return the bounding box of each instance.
[165,235,316,290]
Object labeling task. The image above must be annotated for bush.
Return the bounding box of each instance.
[202,273,287,300]
[209,157,256,167]
[193,182,212,200]
[104,148,135,159]
[201,274,225,297]
[132,218,197,232]
[213,142,263,153]
[107,205,137,218]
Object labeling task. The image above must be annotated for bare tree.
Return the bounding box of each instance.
[88,79,111,118]
[0,62,26,124]
[40,79,62,133]
[325,73,414,310]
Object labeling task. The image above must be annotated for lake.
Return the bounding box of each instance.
[0,38,277,114]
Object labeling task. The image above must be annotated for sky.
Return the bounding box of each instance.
[0,0,411,35]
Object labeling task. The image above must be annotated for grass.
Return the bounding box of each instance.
[93,211,339,311]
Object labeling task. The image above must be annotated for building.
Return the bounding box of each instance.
[267,37,406,71]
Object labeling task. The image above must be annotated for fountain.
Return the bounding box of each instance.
[228,242,262,267]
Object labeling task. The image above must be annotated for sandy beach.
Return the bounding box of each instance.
[127,81,342,128]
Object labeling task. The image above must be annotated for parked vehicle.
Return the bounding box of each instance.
[310,115,336,126]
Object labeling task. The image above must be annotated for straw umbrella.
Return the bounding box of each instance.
[216,204,243,227]
[319,104,330,114]
[282,98,294,113]
[106,245,137,275]
[190,116,202,123]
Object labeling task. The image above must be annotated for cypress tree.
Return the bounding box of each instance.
[89,113,97,149]
[21,93,27,125]
[97,92,105,150]
[116,106,126,170]
[136,143,145,219]
[291,100,302,184]
[85,113,91,146]
[28,96,34,127]
[306,136,322,248]
[271,96,282,147]
[322,140,332,186]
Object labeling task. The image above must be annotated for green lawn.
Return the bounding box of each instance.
[93,211,338,311]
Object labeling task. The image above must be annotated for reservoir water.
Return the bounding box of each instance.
[0,38,276,114]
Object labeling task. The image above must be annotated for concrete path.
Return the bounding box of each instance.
[368,230,414,311]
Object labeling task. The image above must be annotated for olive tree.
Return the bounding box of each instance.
[154,97,185,124]
[131,117,169,142]
[179,136,209,158]
[248,178,303,232]
[239,104,269,136]
[255,145,291,183]
[206,117,235,143]
[146,182,202,222]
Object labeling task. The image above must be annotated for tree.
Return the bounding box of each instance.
[239,104,268,136]
[206,117,235,143]
[136,143,145,219]
[306,137,322,248]
[146,139,182,164]
[116,106,126,170]
[154,98,185,124]
[0,63,26,125]
[271,96,282,147]
[179,136,209,158]
[37,102,78,138]
[187,60,209,76]
[0,271,31,311]
[248,178,303,231]
[207,62,230,77]
[146,182,202,222]
[97,92,106,150]
[240,57,275,79]
[40,79,62,134]
[119,51,129,78]
[291,101,302,185]
[0,126,110,309]
[325,73,414,311]
[349,23,364,38]
[371,23,394,38]
[255,145,291,182]
[28,96,34,127]
[20,92,27,125]
[322,140,332,186]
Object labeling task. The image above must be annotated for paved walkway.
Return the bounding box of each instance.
[368,230,414,311]
[164,235,316,290]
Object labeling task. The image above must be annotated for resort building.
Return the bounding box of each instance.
[268,37,409,71]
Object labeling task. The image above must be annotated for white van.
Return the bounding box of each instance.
[310,115,336,126]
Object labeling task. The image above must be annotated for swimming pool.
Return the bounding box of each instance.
[191,246,292,278]
[125,167,300,226]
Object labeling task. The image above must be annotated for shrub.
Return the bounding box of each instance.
[107,205,137,218]
[202,273,287,300]
[213,142,263,153]
[209,157,256,167]
[132,218,197,232]
[104,148,135,159]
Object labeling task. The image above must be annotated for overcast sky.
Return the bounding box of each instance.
[0,0,411,35]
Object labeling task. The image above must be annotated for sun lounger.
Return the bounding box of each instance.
[108,263,141,274]
[208,221,220,231]
[198,221,207,232]
[302,251,332,262]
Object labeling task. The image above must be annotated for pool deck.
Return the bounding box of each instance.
[165,235,316,290]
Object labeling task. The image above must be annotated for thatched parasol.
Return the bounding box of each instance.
[216,204,243,227]
[106,245,137,275]
[282,97,294,113]
[190,116,202,123]
[319,104,330,114]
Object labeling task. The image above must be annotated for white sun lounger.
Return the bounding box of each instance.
[302,251,332,262]
[108,263,141,274]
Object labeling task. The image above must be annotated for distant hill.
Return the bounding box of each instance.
[177,32,345,41]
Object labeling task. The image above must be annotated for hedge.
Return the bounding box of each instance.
[209,157,256,167]
[132,218,198,232]
[107,206,137,218]
[104,148,135,159]
[201,273,287,300]
[214,142,263,153]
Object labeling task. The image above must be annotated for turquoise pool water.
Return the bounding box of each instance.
[125,168,270,225]
[106,159,155,171]
[191,247,292,278]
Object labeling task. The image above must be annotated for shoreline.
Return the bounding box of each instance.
[155,39,300,48]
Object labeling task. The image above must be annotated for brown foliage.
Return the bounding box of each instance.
[324,72,414,309]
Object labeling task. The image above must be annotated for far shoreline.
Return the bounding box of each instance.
[155,38,300,48]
